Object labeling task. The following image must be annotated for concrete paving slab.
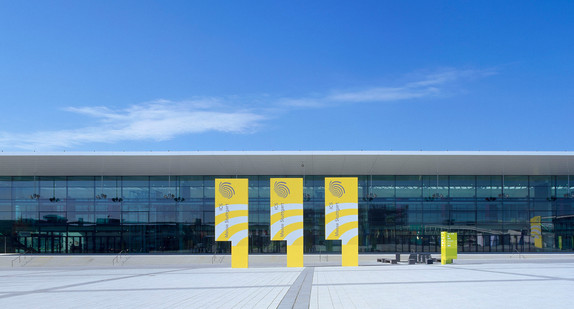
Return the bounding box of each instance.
[0,259,573,308]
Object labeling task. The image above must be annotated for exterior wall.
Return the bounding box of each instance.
[1,175,573,254]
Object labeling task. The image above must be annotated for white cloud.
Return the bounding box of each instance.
[282,68,495,107]
[328,86,439,102]
[0,100,264,150]
[0,68,494,150]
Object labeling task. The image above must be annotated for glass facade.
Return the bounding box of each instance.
[0,175,573,254]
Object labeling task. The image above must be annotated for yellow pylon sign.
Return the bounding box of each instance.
[325,177,358,267]
[441,232,457,264]
[270,178,304,267]
[530,216,542,249]
[215,179,249,268]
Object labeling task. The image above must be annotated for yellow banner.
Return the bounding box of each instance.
[215,178,248,268]
[325,177,358,266]
[270,178,303,267]
[530,216,542,249]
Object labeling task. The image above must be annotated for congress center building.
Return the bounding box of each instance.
[0,151,573,255]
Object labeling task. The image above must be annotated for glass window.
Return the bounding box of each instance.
[177,201,202,212]
[530,176,552,200]
[503,176,528,199]
[203,210,215,224]
[423,202,449,224]
[503,202,529,222]
[12,186,36,200]
[67,186,94,200]
[151,203,176,212]
[449,176,476,198]
[0,177,11,199]
[477,176,502,200]
[12,176,35,187]
[177,211,203,224]
[122,176,149,201]
[401,202,422,224]
[14,202,38,212]
[95,212,121,224]
[0,212,11,220]
[477,202,502,223]
[422,175,448,200]
[310,177,325,200]
[556,200,574,217]
[15,211,38,221]
[0,176,10,187]
[530,201,553,218]
[0,202,11,212]
[303,177,316,202]
[67,212,95,224]
[95,202,120,212]
[150,211,176,223]
[67,176,94,187]
[122,202,150,212]
[39,202,65,212]
[122,212,149,224]
[150,176,172,200]
[67,202,94,212]
[39,185,66,202]
[185,186,202,199]
[396,176,421,198]
[371,176,395,198]
[39,176,66,187]
[451,202,476,225]
[203,176,216,199]
[179,176,202,199]
[0,187,11,200]
[555,176,571,198]
[40,212,67,224]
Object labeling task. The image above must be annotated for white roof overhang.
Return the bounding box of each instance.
[0,151,573,176]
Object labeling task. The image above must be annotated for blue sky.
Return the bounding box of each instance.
[0,1,573,151]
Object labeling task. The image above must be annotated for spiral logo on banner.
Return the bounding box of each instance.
[329,180,345,198]
[219,182,235,199]
[274,181,290,198]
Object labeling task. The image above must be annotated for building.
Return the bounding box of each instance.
[0,151,573,254]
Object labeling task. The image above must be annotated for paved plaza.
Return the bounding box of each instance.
[0,258,573,308]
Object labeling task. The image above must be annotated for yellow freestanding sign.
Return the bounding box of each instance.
[530,216,542,249]
[215,179,249,268]
[325,177,358,267]
[440,232,457,264]
[270,178,304,267]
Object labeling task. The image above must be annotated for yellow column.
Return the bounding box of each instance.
[270,178,304,267]
[325,177,358,267]
[215,179,249,268]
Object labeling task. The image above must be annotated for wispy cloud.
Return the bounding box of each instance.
[0,68,494,150]
[0,100,264,150]
[281,68,496,107]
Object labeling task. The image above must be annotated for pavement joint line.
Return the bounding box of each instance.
[277,267,314,309]
[0,267,191,300]
[0,285,295,294]
[453,266,574,281]
[311,278,554,287]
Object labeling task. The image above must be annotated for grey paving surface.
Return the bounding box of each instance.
[277,267,314,309]
[0,261,573,308]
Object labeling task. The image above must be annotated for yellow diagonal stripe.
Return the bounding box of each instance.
[327,221,358,240]
[270,209,304,224]
[215,210,249,224]
[290,236,303,247]
[325,208,358,224]
[216,222,248,241]
[272,222,304,240]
